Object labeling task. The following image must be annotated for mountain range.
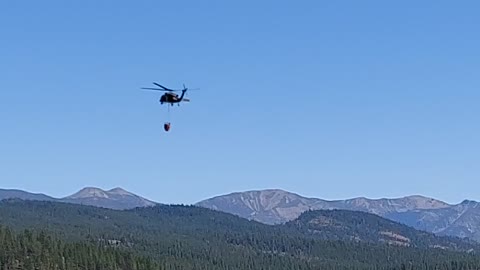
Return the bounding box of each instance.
[196,189,480,242]
[195,189,451,224]
[1,199,480,270]
[3,187,480,242]
[0,187,156,210]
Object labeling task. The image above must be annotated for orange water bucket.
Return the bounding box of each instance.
[164,122,171,132]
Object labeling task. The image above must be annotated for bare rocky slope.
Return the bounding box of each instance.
[196,189,480,242]
[62,187,157,209]
[196,189,449,224]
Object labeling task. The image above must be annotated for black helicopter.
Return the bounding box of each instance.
[141,82,195,106]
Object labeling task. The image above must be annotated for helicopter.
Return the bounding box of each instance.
[141,82,198,132]
[141,82,195,106]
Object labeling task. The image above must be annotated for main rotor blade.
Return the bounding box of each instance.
[153,82,175,91]
[141,88,171,92]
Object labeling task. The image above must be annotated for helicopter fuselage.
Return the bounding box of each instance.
[160,90,187,105]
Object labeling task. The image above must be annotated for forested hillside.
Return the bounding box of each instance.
[0,225,158,270]
[2,199,480,269]
[287,209,479,251]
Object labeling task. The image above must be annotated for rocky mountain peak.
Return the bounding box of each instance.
[401,195,451,209]
[61,187,157,210]
[66,187,110,199]
[196,189,327,224]
[460,199,479,206]
[108,187,133,196]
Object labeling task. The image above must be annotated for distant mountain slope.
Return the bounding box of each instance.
[196,189,450,224]
[1,200,480,270]
[0,187,157,210]
[0,189,56,202]
[196,189,480,242]
[340,195,450,215]
[61,187,157,209]
[5,186,480,243]
[195,189,328,224]
[386,200,480,242]
[287,209,478,251]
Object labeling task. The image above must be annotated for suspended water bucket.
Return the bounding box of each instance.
[164,122,171,132]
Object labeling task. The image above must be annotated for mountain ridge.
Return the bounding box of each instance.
[0,188,57,202]
[4,187,480,242]
[195,189,480,242]
[0,187,158,210]
[196,189,453,223]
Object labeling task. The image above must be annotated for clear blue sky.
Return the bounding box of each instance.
[1,1,479,205]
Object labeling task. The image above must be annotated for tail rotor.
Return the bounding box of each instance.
[182,83,199,102]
